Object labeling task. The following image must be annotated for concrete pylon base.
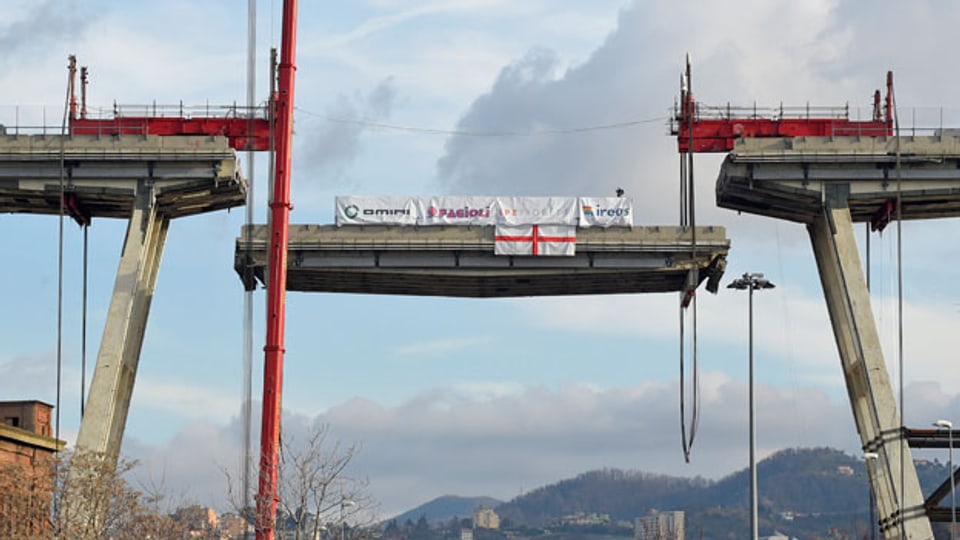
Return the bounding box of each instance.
[808,202,931,539]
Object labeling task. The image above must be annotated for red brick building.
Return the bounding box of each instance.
[0,400,65,538]
[0,400,63,468]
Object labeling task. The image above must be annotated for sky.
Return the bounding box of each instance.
[4,0,960,519]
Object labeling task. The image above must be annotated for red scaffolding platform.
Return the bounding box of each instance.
[671,63,894,153]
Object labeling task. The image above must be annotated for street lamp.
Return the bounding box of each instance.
[340,499,356,540]
[935,419,955,539]
[728,272,775,540]
[864,452,879,540]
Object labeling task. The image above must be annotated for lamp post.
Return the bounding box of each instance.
[935,419,956,539]
[864,452,879,540]
[340,499,356,540]
[728,272,775,540]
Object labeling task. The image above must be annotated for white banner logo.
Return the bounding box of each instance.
[419,196,497,226]
[578,197,633,228]
[335,196,418,225]
[496,197,579,226]
[335,196,634,228]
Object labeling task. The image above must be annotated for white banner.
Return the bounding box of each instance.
[335,196,418,226]
[578,197,633,228]
[419,196,497,226]
[494,224,576,256]
[496,197,579,226]
[335,196,633,227]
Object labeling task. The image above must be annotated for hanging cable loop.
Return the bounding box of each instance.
[677,61,701,461]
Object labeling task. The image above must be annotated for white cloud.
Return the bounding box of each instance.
[124,375,960,517]
[131,377,239,423]
[308,0,511,51]
[296,78,400,186]
[121,375,960,516]
[0,351,83,428]
[508,281,960,393]
[393,336,493,357]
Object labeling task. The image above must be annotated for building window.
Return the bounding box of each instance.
[4,416,19,427]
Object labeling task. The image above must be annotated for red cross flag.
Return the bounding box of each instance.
[494,224,576,256]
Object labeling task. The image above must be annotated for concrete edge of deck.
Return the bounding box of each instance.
[234,224,730,298]
[0,134,245,219]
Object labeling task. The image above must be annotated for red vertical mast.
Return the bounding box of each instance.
[256,0,298,538]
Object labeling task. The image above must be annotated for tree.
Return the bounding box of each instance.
[227,421,379,540]
[0,450,187,540]
[0,456,53,539]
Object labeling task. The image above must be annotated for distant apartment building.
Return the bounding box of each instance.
[560,511,611,526]
[220,512,253,538]
[173,504,220,536]
[474,506,500,529]
[635,510,684,540]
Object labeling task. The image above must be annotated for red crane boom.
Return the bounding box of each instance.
[256,0,298,538]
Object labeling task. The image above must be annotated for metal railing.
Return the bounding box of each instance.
[669,105,960,138]
[0,102,270,136]
[100,101,270,120]
[693,102,851,121]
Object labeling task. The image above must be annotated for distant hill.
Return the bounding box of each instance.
[492,447,954,539]
[496,468,703,527]
[392,495,503,525]
[387,448,954,539]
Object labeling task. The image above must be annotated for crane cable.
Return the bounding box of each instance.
[891,76,907,538]
[240,0,257,530]
[81,224,88,415]
[678,153,701,463]
[677,62,700,462]
[55,57,76,447]
[866,75,906,535]
[677,58,701,463]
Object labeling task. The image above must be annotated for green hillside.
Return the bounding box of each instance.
[386,448,955,539]
[494,447,954,539]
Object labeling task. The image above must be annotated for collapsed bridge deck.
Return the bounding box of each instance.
[717,136,960,223]
[0,134,245,221]
[235,224,729,298]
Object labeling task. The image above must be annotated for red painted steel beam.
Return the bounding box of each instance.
[675,117,893,153]
[255,0,297,538]
[673,66,894,153]
[70,116,271,151]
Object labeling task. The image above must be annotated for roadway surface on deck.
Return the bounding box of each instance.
[0,134,245,219]
[718,135,960,222]
[235,224,729,298]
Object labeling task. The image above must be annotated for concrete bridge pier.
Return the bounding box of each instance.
[809,196,930,539]
[74,180,168,458]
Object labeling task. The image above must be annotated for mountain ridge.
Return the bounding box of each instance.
[391,447,953,539]
[390,494,503,525]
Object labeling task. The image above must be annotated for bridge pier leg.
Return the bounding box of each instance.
[808,197,931,539]
[75,180,169,458]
